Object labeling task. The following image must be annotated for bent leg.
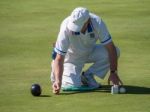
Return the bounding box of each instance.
[50,60,55,83]
[61,63,83,88]
[85,44,120,79]
[62,63,99,91]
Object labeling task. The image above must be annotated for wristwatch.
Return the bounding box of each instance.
[111,70,118,74]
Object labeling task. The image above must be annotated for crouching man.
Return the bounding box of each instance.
[50,7,123,94]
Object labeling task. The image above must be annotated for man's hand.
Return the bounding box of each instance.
[52,54,64,95]
[52,81,61,94]
[105,42,122,86]
[108,72,123,85]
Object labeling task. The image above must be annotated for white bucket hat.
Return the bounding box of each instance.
[67,7,90,32]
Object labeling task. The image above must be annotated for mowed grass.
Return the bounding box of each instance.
[0,0,150,112]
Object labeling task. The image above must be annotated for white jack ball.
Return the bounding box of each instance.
[119,87,126,93]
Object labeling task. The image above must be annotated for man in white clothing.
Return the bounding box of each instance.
[51,7,123,94]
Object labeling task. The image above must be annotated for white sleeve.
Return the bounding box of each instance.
[97,19,112,45]
[54,20,70,56]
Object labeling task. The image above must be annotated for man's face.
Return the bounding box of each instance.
[81,18,90,34]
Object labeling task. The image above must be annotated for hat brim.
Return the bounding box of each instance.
[67,20,84,32]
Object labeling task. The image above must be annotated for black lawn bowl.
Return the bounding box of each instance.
[31,84,42,96]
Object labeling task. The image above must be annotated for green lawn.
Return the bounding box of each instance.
[0,0,150,112]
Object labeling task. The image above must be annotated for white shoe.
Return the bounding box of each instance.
[81,72,101,89]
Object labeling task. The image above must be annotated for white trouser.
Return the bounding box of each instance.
[51,44,120,88]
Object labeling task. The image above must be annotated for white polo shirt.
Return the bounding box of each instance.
[54,13,112,57]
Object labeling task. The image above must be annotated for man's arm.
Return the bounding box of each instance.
[52,53,64,94]
[105,41,123,85]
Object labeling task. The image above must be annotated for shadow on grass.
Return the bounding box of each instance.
[39,95,51,97]
[123,85,150,94]
[60,85,150,95]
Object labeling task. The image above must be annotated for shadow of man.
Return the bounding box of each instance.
[60,85,150,95]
